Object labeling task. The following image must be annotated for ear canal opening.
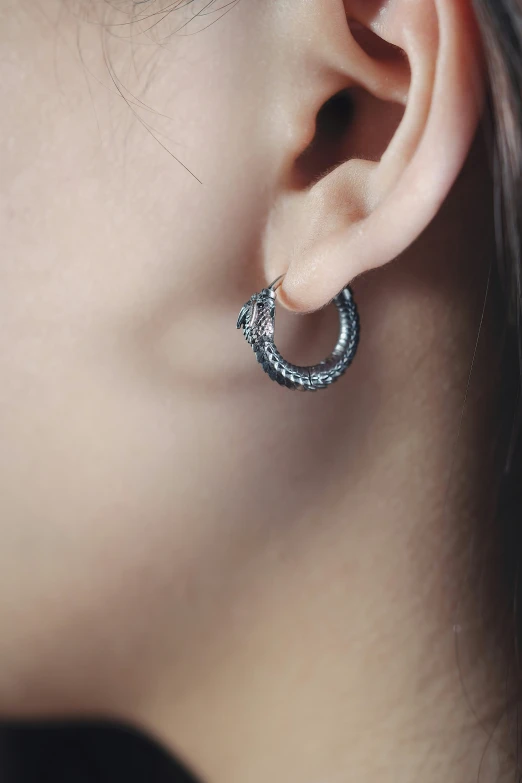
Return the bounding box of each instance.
[289,20,409,192]
[291,87,405,191]
[292,89,355,189]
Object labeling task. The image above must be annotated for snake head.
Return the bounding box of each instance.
[236,289,276,347]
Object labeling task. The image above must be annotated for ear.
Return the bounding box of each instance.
[264,0,485,312]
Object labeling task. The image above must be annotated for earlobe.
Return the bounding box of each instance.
[267,0,485,313]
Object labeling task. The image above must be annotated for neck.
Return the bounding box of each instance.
[124,139,513,783]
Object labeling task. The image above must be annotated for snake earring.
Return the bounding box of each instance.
[236,274,360,391]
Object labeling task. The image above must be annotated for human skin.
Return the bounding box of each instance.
[0,0,515,782]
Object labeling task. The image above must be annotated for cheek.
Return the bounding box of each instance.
[0,0,278,704]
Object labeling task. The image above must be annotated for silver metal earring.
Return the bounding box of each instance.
[236,274,360,391]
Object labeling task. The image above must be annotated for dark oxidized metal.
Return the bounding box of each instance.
[236,274,360,391]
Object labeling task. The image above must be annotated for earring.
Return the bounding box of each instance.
[236,274,360,391]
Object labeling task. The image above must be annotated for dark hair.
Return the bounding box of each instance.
[3,2,522,781]
[474,0,522,344]
[469,1,522,775]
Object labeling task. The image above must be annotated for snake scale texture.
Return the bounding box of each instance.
[237,284,360,391]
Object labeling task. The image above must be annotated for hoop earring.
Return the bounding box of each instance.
[236,274,360,391]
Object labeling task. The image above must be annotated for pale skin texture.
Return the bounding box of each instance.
[0,0,516,781]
